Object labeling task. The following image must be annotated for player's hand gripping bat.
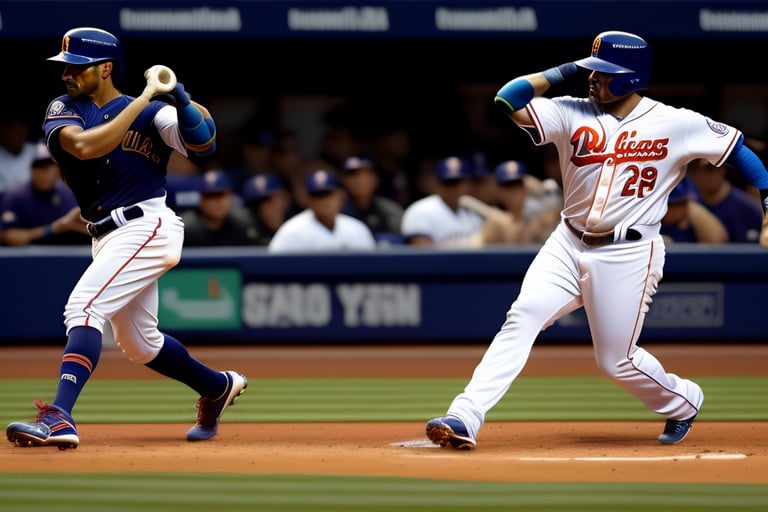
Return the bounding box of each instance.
[144,65,177,95]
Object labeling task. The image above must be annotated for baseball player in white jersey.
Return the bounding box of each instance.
[6,28,247,450]
[268,169,377,252]
[427,30,768,449]
[401,156,485,246]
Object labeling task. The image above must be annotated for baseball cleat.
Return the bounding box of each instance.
[187,371,247,442]
[426,416,476,450]
[6,399,79,450]
[658,414,697,444]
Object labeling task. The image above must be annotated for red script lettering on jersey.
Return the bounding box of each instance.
[614,131,668,163]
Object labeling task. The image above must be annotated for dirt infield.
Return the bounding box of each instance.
[2,343,767,483]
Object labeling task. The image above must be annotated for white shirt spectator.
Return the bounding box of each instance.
[401,156,484,247]
[268,209,376,252]
[268,169,377,252]
[401,194,484,247]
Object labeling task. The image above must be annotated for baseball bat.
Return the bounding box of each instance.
[145,65,177,93]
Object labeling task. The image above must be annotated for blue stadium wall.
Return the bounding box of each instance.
[1,245,765,345]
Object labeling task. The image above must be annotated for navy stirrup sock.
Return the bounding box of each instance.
[144,333,225,397]
[52,326,103,414]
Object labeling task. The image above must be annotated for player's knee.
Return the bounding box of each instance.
[164,251,181,267]
[64,304,106,334]
[114,332,163,364]
[596,356,633,380]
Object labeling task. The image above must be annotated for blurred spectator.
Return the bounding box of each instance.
[480,160,561,245]
[242,173,296,246]
[0,113,36,202]
[400,156,484,247]
[268,169,376,252]
[226,125,275,193]
[0,141,90,246]
[362,111,412,207]
[182,170,258,246]
[466,150,497,206]
[686,158,763,243]
[517,145,566,220]
[165,173,203,215]
[339,156,404,244]
[661,176,728,244]
[269,129,305,194]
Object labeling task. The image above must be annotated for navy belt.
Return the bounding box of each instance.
[564,218,641,247]
[87,205,144,238]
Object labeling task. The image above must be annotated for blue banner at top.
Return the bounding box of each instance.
[2,1,768,40]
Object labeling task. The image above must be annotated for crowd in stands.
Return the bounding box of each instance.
[1,111,765,249]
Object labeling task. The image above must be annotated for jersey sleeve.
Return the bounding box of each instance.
[154,104,188,156]
[687,114,742,167]
[521,96,574,147]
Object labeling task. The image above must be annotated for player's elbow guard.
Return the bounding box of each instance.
[494,78,534,115]
[193,118,217,157]
[178,106,216,153]
[494,63,577,115]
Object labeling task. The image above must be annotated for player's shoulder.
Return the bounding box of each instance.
[45,95,85,120]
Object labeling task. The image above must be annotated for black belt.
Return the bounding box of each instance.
[87,205,144,238]
[564,218,641,247]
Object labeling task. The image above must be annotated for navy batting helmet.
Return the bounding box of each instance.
[48,27,124,80]
[574,31,652,97]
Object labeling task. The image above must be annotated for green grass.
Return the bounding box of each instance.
[0,474,766,512]
[1,376,766,423]
[1,376,766,511]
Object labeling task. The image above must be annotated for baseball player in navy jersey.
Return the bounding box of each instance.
[427,30,768,450]
[6,27,246,449]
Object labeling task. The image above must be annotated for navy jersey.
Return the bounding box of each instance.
[705,187,763,243]
[43,95,173,222]
[0,180,89,245]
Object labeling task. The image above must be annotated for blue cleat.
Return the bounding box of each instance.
[426,416,476,450]
[187,371,247,442]
[658,414,697,444]
[7,399,79,450]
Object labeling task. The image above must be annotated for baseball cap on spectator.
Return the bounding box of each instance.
[494,160,527,184]
[32,141,55,167]
[468,151,490,180]
[436,156,472,182]
[306,169,341,195]
[668,176,698,203]
[243,173,284,202]
[200,169,232,195]
[342,156,374,173]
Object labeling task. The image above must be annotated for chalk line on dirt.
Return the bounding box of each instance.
[391,440,747,461]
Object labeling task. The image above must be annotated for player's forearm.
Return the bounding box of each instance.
[494,63,578,117]
[2,218,64,246]
[61,95,153,160]
[687,202,728,243]
[170,83,217,156]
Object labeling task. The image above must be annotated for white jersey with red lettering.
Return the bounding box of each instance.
[531,95,740,235]
[444,95,730,442]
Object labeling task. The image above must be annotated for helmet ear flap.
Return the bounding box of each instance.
[608,74,640,97]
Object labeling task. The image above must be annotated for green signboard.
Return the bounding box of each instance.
[158,268,241,329]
